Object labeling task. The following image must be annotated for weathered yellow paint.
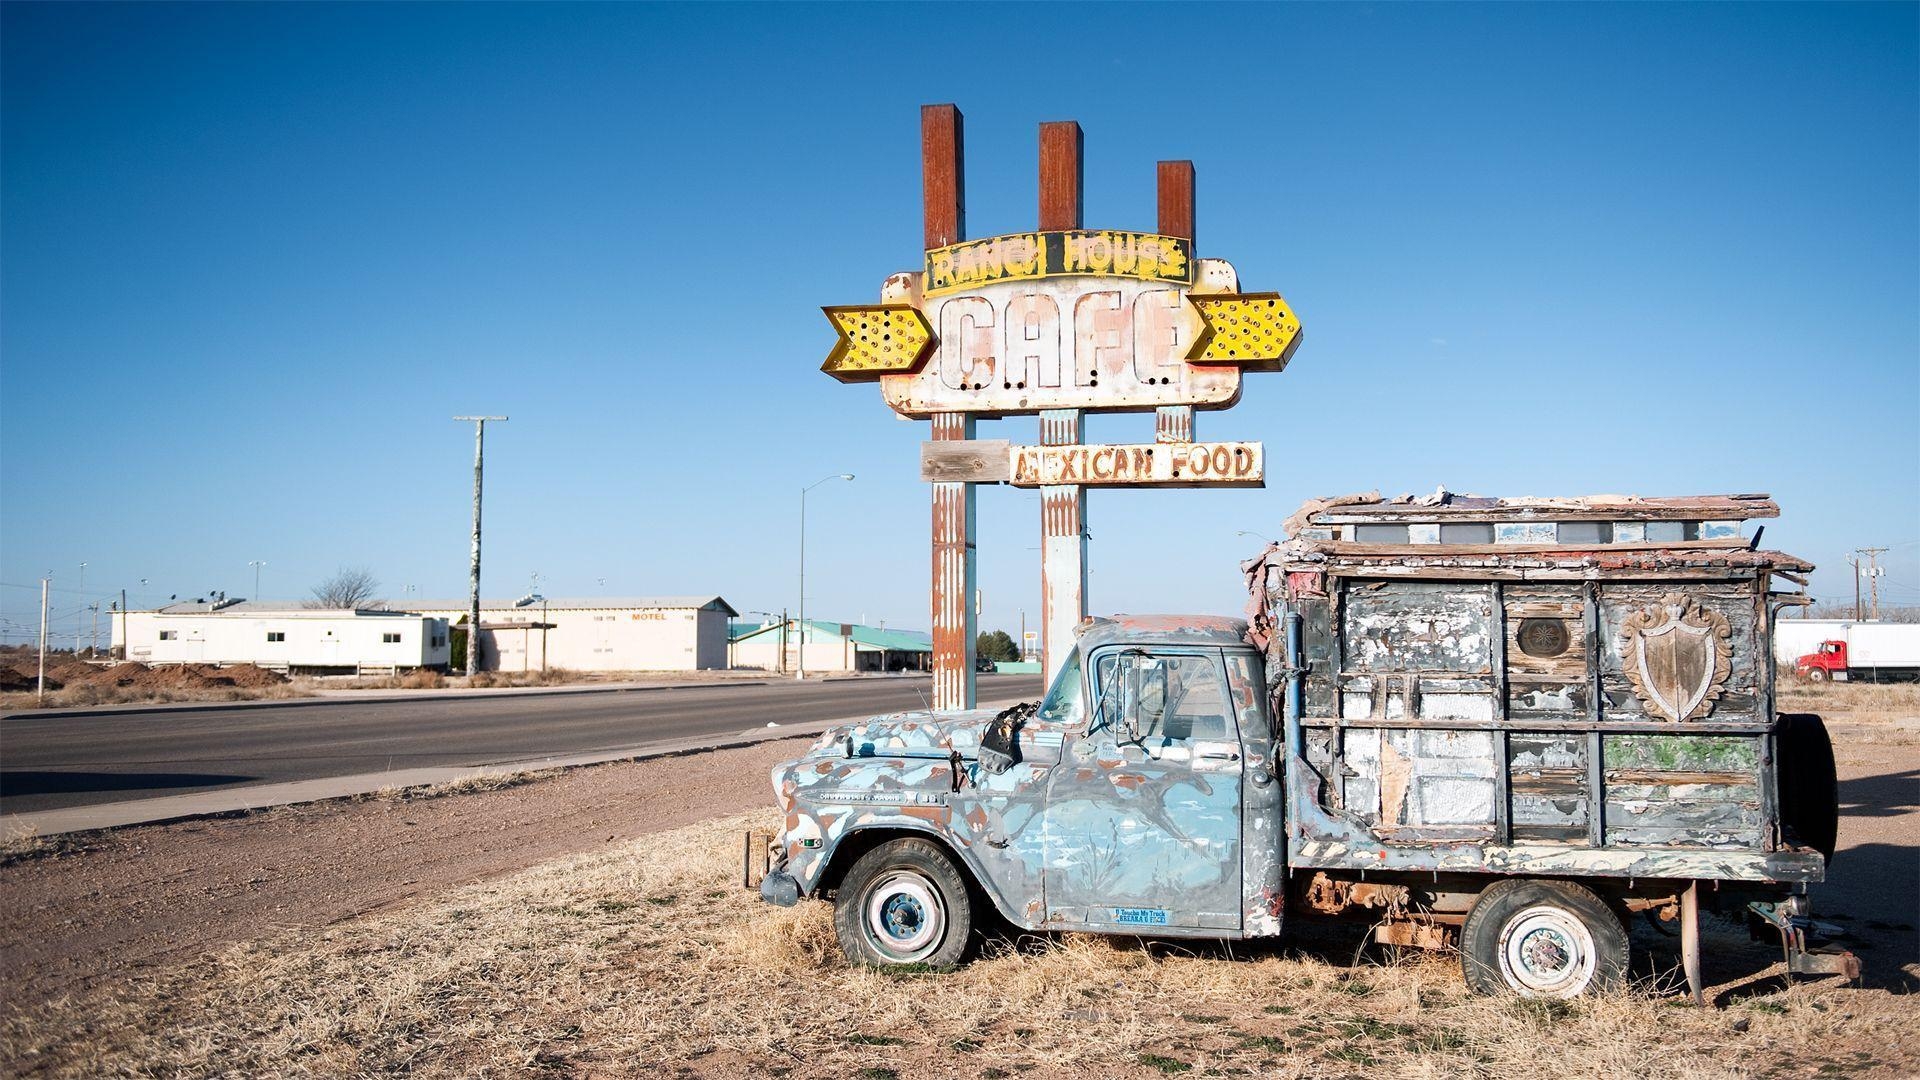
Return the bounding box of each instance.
[924,230,1192,298]
[820,305,936,382]
[1186,293,1302,366]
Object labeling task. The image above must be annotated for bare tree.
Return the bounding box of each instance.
[308,567,381,610]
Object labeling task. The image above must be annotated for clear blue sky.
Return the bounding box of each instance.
[3,2,1916,646]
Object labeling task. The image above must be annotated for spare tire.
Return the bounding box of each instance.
[1776,713,1839,861]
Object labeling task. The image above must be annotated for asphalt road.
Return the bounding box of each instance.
[0,674,1043,814]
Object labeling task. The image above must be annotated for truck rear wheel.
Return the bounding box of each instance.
[1460,880,1628,998]
[832,837,973,970]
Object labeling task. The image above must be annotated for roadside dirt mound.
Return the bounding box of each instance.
[0,668,44,692]
[47,661,101,684]
[215,664,287,688]
[87,662,155,687]
[114,664,234,691]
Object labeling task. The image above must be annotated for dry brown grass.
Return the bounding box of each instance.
[0,681,311,711]
[1778,680,1920,725]
[3,812,1913,1080]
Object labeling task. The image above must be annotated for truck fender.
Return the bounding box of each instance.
[810,823,1032,928]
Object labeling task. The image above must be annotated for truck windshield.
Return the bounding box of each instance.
[1035,650,1085,725]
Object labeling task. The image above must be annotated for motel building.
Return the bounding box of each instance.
[115,599,450,674]
[728,619,933,674]
[409,596,737,672]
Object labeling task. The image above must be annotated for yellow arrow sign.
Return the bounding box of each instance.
[821,305,936,382]
[1186,293,1302,368]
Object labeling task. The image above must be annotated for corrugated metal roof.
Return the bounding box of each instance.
[151,601,424,617]
[407,596,738,616]
[729,619,932,652]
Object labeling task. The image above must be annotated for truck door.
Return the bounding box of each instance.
[1041,646,1244,931]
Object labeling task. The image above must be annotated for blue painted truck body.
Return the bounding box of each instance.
[756,493,1837,945]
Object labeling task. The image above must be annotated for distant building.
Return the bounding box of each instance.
[409,596,737,672]
[116,599,450,673]
[728,619,932,673]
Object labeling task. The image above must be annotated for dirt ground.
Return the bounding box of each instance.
[0,689,1914,1077]
[0,737,818,1008]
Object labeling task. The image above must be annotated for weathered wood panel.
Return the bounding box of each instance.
[1342,581,1494,674]
[1598,583,1761,724]
[920,439,1012,483]
[1508,732,1590,842]
[1601,733,1762,848]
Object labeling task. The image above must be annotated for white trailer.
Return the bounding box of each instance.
[117,601,451,673]
[1791,622,1920,682]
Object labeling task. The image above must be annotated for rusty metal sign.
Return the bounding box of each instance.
[1013,441,1262,487]
[920,439,1263,488]
[924,230,1193,298]
[819,104,1302,707]
[868,260,1295,419]
[820,305,935,382]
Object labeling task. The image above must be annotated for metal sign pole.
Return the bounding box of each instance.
[1036,122,1087,686]
[923,105,977,711]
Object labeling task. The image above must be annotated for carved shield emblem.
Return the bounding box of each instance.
[1618,593,1733,721]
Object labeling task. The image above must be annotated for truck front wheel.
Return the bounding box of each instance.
[1805,667,1829,682]
[832,838,973,970]
[1460,880,1628,998]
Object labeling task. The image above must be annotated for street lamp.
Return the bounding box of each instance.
[249,560,267,601]
[798,473,855,680]
[1237,529,1278,545]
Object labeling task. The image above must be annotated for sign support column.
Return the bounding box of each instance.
[924,104,977,710]
[1155,160,1198,447]
[1038,121,1087,685]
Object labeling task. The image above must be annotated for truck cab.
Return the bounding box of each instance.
[1797,640,1848,681]
[759,615,1282,962]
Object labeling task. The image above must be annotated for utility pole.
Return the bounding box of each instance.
[1847,554,1863,621]
[1857,547,1889,620]
[74,561,87,654]
[89,603,101,656]
[453,416,508,676]
[37,576,50,700]
[118,588,127,659]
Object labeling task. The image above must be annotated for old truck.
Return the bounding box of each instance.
[1793,623,1920,683]
[751,492,1855,999]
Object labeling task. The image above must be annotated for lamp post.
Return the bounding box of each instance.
[798,473,854,680]
[249,560,266,602]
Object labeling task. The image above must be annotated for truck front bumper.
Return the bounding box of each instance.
[759,870,801,907]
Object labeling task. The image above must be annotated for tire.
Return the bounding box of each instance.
[832,837,973,970]
[1776,713,1839,861]
[1805,667,1828,683]
[1460,880,1628,998]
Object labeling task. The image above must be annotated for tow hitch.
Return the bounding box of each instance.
[1748,897,1862,983]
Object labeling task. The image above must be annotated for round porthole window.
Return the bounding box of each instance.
[1517,618,1571,658]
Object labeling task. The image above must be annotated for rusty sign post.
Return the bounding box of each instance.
[822,105,1301,708]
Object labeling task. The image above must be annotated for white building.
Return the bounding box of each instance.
[116,600,450,673]
[728,619,932,674]
[410,596,736,672]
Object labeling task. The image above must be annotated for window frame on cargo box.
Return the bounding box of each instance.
[382,632,402,644]
[266,631,286,643]
[1555,521,1614,545]
[159,630,178,641]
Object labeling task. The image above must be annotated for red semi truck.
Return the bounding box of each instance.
[1795,624,1920,682]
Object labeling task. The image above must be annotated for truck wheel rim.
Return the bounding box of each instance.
[864,871,944,961]
[1497,905,1596,997]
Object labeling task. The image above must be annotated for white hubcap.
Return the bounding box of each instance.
[864,870,945,961]
[1497,905,1597,997]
